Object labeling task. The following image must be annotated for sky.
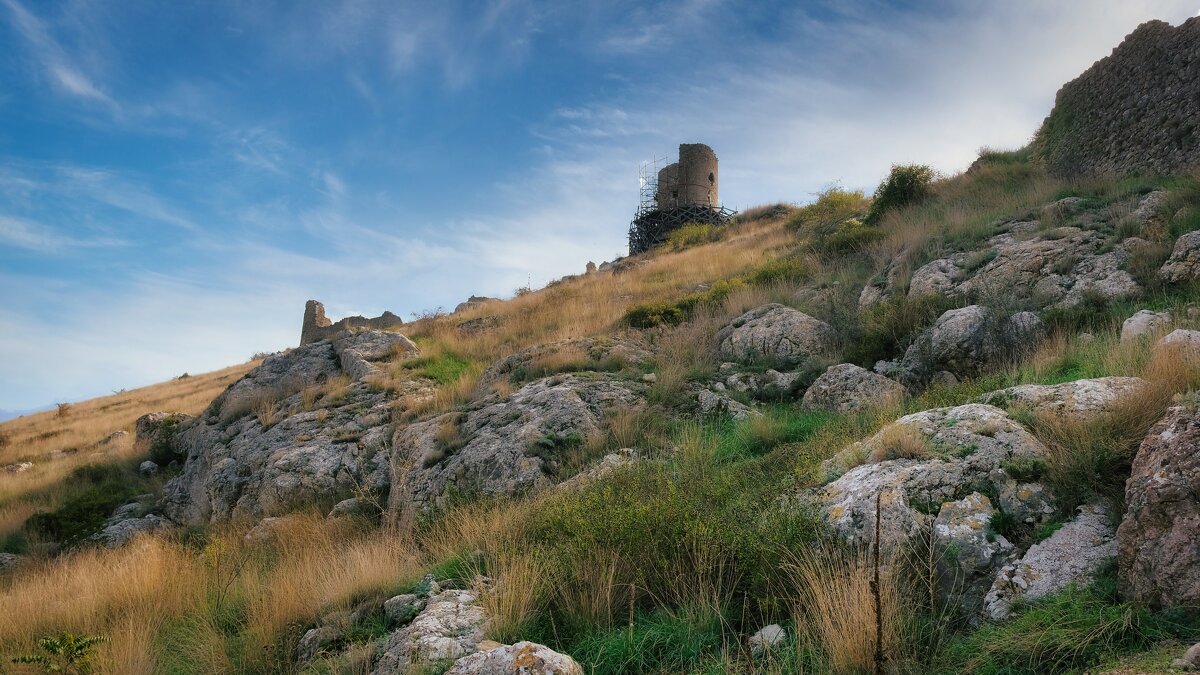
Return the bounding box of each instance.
[1,0,1197,412]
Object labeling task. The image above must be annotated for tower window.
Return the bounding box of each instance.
[708,172,714,184]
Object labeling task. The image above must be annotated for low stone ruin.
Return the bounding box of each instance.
[300,299,403,346]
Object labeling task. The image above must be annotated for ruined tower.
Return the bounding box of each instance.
[630,143,733,254]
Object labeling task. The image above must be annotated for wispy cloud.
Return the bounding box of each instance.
[0,214,125,252]
[2,0,119,110]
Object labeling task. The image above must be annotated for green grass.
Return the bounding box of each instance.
[934,573,1199,675]
[402,351,474,385]
[565,606,726,675]
[23,462,150,546]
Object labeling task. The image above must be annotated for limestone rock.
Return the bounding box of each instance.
[1171,643,1200,671]
[1132,190,1171,223]
[717,304,835,366]
[1157,328,1200,354]
[933,493,1014,616]
[298,624,344,665]
[3,462,33,474]
[820,404,1049,548]
[333,330,418,380]
[445,641,583,675]
[373,589,486,674]
[748,624,786,658]
[1161,231,1200,284]
[979,377,1145,416]
[93,513,172,548]
[454,296,500,313]
[555,449,638,492]
[0,552,21,571]
[389,375,645,523]
[983,504,1117,621]
[134,412,192,462]
[1118,404,1200,610]
[138,460,160,476]
[802,363,904,413]
[1121,309,1174,342]
[384,594,424,625]
[477,337,652,390]
[697,388,757,419]
[725,369,804,401]
[327,497,373,519]
[161,333,411,525]
[900,306,1045,389]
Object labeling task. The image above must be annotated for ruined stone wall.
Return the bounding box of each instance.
[1035,18,1200,177]
[653,143,718,209]
[655,163,679,208]
[300,300,404,346]
[676,143,718,207]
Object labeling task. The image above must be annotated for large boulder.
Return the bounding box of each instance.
[802,363,904,413]
[817,404,1056,615]
[717,304,835,366]
[901,226,1141,308]
[983,504,1117,621]
[1160,231,1200,284]
[162,331,417,525]
[1118,404,1200,610]
[389,374,645,524]
[900,306,1045,389]
[979,377,1144,417]
[373,589,486,674]
[1120,309,1173,343]
[445,641,583,675]
[134,412,192,463]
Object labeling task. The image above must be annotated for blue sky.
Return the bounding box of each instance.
[1,0,1196,412]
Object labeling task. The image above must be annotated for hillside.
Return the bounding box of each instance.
[3,18,1200,675]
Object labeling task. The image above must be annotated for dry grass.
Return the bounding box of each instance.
[0,362,256,539]
[472,550,546,642]
[0,515,422,674]
[867,424,931,463]
[786,542,905,673]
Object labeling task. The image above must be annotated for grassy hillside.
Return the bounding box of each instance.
[2,151,1200,674]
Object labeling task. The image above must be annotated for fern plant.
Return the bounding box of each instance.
[11,632,107,674]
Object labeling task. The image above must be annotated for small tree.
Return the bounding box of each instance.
[865,164,936,225]
[12,633,107,674]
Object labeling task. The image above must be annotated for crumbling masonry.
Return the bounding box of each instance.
[300,300,404,346]
[628,143,735,255]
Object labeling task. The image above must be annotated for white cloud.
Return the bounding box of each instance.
[0,214,125,252]
[2,0,119,110]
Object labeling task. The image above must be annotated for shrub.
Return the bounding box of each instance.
[13,632,108,674]
[663,222,721,251]
[625,301,688,329]
[743,256,811,286]
[25,463,146,544]
[865,164,936,226]
[734,203,793,223]
[786,186,877,254]
[845,293,956,366]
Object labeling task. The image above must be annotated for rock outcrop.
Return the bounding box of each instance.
[162,332,418,524]
[1033,18,1200,177]
[134,412,192,463]
[388,374,645,524]
[983,504,1117,621]
[1160,231,1200,284]
[717,304,835,366]
[445,642,583,675]
[802,363,904,413]
[900,306,1045,390]
[1118,404,1200,610]
[817,404,1058,616]
[979,377,1144,416]
[1120,309,1173,342]
[301,299,404,346]
[373,588,486,674]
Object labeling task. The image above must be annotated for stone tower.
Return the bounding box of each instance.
[654,143,718,209]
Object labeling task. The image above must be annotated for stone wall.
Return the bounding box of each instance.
[1035,18,1200,177]
[300,299,404,346]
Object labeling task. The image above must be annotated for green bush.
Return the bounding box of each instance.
[743,257,812,286]
[865,164,936,225]
[24,463,147,545]
[663,222,722,251]
[786,187,879,254]
[844,293,956,366]
[624,301,688,329]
